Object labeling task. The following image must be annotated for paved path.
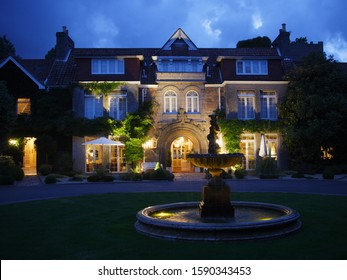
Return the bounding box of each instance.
[0,174,347,205]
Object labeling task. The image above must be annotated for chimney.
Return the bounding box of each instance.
[280,23,287,33]
[55,26,74,60]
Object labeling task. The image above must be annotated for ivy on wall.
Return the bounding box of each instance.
[79,81,125,97]
[219,119,280,153]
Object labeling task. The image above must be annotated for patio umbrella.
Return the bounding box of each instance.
[82,137,124,146]
[259,134,267,157]
[82,137,125,170]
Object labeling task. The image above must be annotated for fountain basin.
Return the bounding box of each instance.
[187,153,243,169]
[135,201,301,241]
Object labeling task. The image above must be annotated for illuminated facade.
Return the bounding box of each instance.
[71,27,291,172]
[0,25,324,173]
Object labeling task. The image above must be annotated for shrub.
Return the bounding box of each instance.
[0,175,15,185]
[150,168,174,181]
[0,155,24,181]
[11,165,24,181]
[323,169,334,180]
[45,175,57,184]
[87,174,115,182]
[87,175,100,182]
[291,172,305,178]
[100,175,114,182]
[69,175,84,182]
[256,157,279,179]
[234,165,246,179]
[39,164,52,176]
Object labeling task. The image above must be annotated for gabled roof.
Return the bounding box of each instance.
[161,28,198,51]
[0,56,45,89]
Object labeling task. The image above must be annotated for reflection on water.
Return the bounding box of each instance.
[150,206,283,224]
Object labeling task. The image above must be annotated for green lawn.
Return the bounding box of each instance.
[0,192,346,260]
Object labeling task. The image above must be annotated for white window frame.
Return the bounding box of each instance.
[240,134,256,170]
[84,95,103,119]
[186,91,199,113]
[264,133,278,159]
[237,91,255,120]
[164,91,177,113]
[109,94,127,120]
[91,59,124,74]
[236,60,268,75]
[260,91,277,120]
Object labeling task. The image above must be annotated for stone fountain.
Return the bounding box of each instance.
[135,114,301,241]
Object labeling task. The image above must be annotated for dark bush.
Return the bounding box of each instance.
[291,172,305,178]
[100,175,114,182]
[234,167,246,179]
[256,157,279,179]
[150,168,174,181]
[69,175,84,182]
[87,175,100,182]
[45,175,57,184]
[0,175,15,185]
[11,165,24,181]
[87,174,115,182]
[323,169,334,180]
[39,164,52,176]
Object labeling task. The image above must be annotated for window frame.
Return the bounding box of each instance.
[237,91,255,120]
[164,90,177,113]
[17,98,31,115]
[84,95,103,119]
[186,91,199,113]
[108,93,127,120]
[91,59,125,74]
[236,60,268,75]
[260,91,278,120]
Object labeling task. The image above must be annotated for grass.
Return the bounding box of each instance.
[0,192,347,260]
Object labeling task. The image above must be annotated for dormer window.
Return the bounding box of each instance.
[92,59,124,74]
[236,60,268,75]
[157,58,204,72]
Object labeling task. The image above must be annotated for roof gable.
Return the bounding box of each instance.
[162,28,198,51]
[0,56,45,89]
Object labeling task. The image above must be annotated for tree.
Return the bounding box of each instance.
[237,36,271,48]
[0,81,15,151]
[279,53,347,164]
[0,35,16,59]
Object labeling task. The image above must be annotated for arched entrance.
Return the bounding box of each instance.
[156,122,208,173]
[171,137,194,173]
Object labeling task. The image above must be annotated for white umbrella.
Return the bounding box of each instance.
[259,134,267,157]
[82,137,125,171]
[82,137,124,146]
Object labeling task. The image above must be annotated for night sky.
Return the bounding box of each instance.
[1,0,346,61]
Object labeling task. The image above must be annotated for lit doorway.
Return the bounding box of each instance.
[171,137,194,173]
[23,137,37,175]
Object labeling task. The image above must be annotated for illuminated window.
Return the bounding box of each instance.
[240,134,255,170]
[237,91,255,119]
[17,98,31,115]
[260,91,277,120]
[236,60,268,75]
[186,91,199,113]
[92,59,124,74]
[164,91,177,113]
[265,134,278,159]
[85,95,103,119]
[109,94,127,120]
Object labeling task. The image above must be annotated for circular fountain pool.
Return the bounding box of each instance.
[135,201,301,241]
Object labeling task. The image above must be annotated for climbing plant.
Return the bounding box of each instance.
[79,81,125,97]
[219,119,280,153]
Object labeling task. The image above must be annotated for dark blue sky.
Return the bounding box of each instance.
[1,0,346,61]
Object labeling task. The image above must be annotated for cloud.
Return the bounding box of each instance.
[201,18,222,40]
[252,12,263,30]
[88,13,119,48]
[325,33,347,62]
